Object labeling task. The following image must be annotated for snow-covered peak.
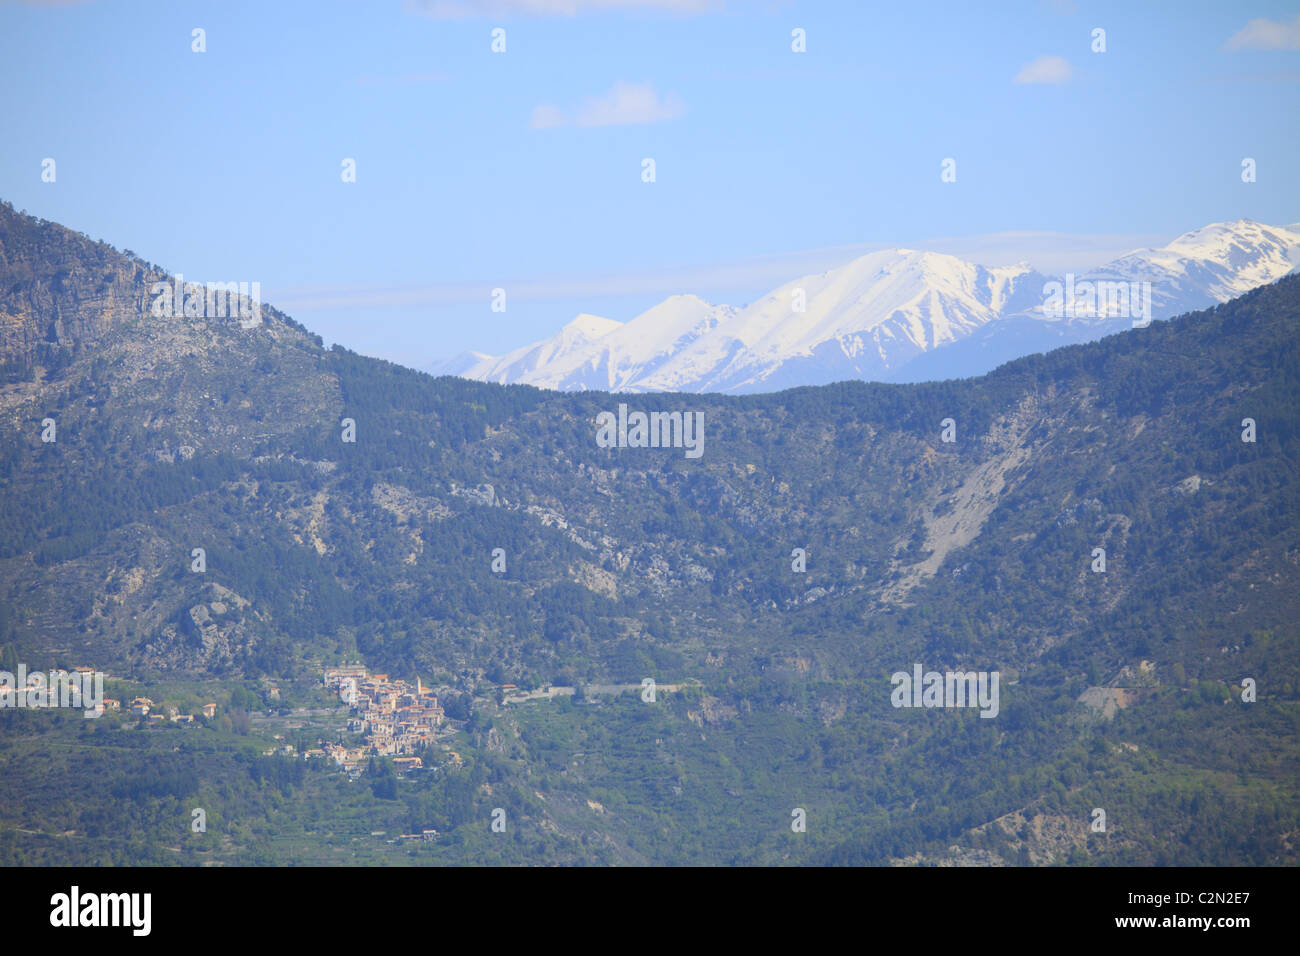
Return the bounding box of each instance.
[635,248,1044,392]
[430,350,498,378]
[1166,218,1264,252]
[626,294,721,337]
[561,313,623,341]
[446,218,1299,394]
[509,294,738,391]
[460,311,619,384]
[1087,219,1300,309]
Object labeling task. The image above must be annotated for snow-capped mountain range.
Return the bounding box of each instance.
[437,219,1300,393]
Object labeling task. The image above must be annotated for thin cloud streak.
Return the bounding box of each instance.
[531,81,685,129]
[1014,55,1073,84]
[1226,14,1300,51]
[266,230,1172,312]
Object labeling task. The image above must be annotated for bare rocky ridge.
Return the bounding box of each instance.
[884,397,1040,603]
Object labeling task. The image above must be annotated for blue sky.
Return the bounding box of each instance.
[2,0,1298,368]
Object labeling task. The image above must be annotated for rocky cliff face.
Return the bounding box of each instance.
[0,202,155,365]
[0,203,346,676]
[0,200,338,463]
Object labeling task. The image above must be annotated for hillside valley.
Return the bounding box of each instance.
[1,201,1297,866]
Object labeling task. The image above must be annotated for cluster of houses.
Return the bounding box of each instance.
[0,662,224,724]
[0,665,109,713]
[322,665,445,773]
[128,696,218,725]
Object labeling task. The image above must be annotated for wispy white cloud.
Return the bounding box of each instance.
[265,229,1175,312]
[914,230,1172,275]
[1014,55,1073,84]
[529,103,568,129]
[405,0,725,18]
[531,81,684,129]
[1226,14,1300,51]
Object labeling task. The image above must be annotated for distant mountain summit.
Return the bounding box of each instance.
[443,219,1300,392]
[648,251,1045,393]
[440,313,624,383]
[1085,219,1300,317]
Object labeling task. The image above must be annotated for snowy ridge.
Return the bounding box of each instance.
[1080,219,1300,314]
[441,219,1300,392]
[449,313,623,384]
[644,250,1046,392]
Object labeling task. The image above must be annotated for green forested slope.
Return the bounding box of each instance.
[1,201,1296,865]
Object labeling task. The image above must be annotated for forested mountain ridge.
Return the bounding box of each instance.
[1,201,1297,866]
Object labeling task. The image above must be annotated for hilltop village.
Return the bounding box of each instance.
[321,666,445,775]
